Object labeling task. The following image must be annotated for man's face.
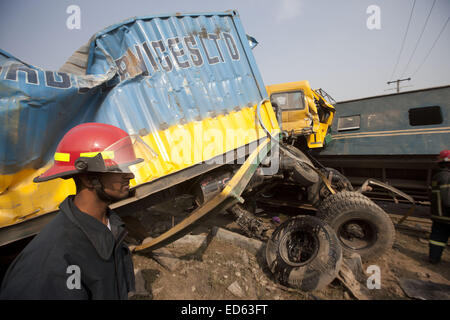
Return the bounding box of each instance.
[98,172,135,200]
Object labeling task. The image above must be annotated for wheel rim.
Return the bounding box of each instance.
[337,219,377,251]
[260,191,275,198]
[279,229,319,267]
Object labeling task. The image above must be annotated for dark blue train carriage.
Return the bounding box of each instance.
[315,85,450,202]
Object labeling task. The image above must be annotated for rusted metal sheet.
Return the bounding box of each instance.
[58,42,90,75]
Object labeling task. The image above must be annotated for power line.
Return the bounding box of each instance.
[412,14,450,77]
[400,0,437,78]
[389,0,416,81]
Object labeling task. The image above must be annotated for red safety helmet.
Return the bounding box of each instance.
[438,150,450,163]
[34,123,144,183]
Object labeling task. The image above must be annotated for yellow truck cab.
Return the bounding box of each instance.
[266,81,336,149]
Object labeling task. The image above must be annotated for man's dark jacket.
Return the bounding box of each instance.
[0,196,135,299]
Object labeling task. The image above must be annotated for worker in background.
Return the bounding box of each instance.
[428,149,450,264]
[0,122,151,299]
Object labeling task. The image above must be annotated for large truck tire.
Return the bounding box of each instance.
[316,191,395,260]
[282,144,319,186]
[265,215,342,292]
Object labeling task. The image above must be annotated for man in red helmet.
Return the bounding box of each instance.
[0,123,146,299]
[428,150,450,264]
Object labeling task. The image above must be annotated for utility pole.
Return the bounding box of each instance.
[387,78,411,93]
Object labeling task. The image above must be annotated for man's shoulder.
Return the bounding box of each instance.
[26,208,86,256]
[432,169,450,184]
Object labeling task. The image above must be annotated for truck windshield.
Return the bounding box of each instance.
[271,91,306,111]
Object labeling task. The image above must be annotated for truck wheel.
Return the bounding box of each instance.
[316,191,395,260]
[265,215,342,291]
[319,167,353,198]
[282,145,319,186]
[308,167,354,207]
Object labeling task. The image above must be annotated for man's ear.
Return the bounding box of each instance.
[78,174,95,189]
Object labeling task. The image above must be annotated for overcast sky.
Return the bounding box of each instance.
[0,0,449,101]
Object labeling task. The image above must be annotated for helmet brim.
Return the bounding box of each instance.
[34,158,144,183]
[33,164,79,183]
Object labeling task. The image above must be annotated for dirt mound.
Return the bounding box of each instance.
[129,224,450,300]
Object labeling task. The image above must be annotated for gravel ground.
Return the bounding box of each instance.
[129,216,450,300]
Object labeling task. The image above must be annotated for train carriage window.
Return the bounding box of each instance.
[271,91,306,111]
[337,115,360,131]
[409,106,443,126]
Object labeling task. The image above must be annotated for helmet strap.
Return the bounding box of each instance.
[90,175,123,204]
